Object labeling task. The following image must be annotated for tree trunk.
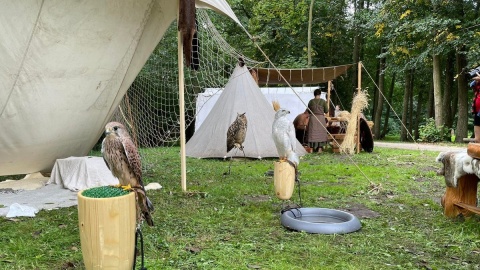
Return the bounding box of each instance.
[408,71,414,134]
[433,54,444,127]
[374,49,386,138]
[427,83,435,118]
[351,0,363,92]
[381,72,396,139]
[456,49,469,142]
[372,48,381,120]
[400,69,412,141]
[414,87,424,140]
[307,0,314,67]
[444,51,455,128]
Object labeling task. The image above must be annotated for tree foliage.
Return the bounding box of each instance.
[134,0,480,142]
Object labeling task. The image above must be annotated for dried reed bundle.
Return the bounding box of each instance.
[338,111,351,119]
[340,90,369,154]
[272,100,281,112]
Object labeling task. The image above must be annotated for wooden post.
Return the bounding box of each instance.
[441,174,479,218]
[356,61,362,153]
[177,3,187,192]
[274,161,295,200]
[327,80,331,116]
[78,192,136,270]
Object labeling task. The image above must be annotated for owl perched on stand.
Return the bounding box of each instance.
[226,112,247,154]
[272,108,299,168]
[225,113,247,175]
[101,122,154,226]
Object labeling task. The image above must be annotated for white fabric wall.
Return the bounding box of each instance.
[0,0,240,176]
[195,87,326,131]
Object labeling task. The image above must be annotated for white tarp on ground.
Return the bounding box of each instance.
[186,64,307,159]
[195,87,326,131]
[0,0,241,176]
[0,184,78,217]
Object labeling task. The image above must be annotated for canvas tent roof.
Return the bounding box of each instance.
[253,64,354,85]
[186,64,307,159]
[0,0,240,176]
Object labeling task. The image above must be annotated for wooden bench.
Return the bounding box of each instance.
[436,151,480,218]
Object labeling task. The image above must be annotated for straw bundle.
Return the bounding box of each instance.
[272,100,281,112]
[340,90,369,154]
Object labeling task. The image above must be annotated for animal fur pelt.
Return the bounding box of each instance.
[436,150,480,188]
[178,0,196,67]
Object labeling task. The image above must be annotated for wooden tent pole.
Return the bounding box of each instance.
[356,61,362,153]
[327,80,331,116]
[178,4,187,192]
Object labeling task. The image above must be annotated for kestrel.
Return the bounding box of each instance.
[272,108,299,167]
[101,122,154,226]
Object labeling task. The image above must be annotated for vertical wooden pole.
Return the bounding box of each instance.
[327,80,331,116]
[356,62,362,153]
[178,3,187,192]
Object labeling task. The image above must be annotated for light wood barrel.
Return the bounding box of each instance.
[274,161,295,200]
[78,191,136,270]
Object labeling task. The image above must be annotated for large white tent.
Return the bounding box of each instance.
[0,0,240,176]
[186,64,307,159]
[195,87,325,131]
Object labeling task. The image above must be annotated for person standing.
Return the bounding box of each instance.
[471,75,480,142]
[293,111,309,145]
[307,89,329,152]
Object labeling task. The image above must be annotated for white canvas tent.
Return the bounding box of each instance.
[195,87,326,131]
[186,64,307,159]
[0,0,240,176]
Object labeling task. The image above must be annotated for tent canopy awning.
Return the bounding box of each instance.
[253,64,354,85]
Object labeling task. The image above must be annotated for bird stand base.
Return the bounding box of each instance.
[274,161,295,200]
[78,191,136,270]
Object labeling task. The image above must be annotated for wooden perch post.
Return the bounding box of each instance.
[274,161,295,200]
[78,191,136,269]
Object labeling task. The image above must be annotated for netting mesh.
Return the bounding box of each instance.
[108,10,261,170]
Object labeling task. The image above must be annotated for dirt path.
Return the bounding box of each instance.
[374,141,466,153]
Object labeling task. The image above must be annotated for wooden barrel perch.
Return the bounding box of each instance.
[78,187,136,270]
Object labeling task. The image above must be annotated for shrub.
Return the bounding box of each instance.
[418,118,449,142]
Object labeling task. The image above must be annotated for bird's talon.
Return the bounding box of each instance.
[121,184,132,191]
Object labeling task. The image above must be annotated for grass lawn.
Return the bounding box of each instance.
[1,146,479,269]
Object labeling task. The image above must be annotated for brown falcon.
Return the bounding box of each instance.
[101,122,154,226]
[226,112,247,153]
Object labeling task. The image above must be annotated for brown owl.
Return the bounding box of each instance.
[226,112,247,153]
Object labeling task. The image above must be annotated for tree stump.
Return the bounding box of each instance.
[78,190,136,270]
[437,151,480,218]
[441,174,479,218]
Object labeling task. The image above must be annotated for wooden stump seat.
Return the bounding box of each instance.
[436,151,480,218]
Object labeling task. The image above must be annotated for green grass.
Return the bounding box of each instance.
[1,146,480,269]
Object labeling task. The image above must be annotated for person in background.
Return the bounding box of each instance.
[471,74,480,142]
[307,88,329,153]
[293,111,309,145]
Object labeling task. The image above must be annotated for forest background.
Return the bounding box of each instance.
[196,0,480,143]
